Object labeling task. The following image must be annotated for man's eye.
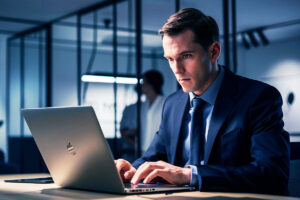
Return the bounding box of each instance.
[167,58,174,62]
[183,54,192,59]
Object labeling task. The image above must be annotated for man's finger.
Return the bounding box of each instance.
[143,169,170,184]
[131,162,151,184]
[124,167,136,180]
[131,162,164,184]
[115,159,129,172]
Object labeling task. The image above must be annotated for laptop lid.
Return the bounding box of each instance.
[22,106,194,194]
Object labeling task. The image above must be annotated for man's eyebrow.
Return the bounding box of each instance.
[179,50,195,55]
[164,50,195,58]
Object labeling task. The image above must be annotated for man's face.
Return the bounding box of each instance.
[162,29,217,95]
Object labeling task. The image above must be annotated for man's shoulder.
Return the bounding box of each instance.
[242,75,278,91]
[230,71,282,100]
[218,66,279,96]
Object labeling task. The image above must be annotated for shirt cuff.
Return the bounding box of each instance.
[187,165,201,187]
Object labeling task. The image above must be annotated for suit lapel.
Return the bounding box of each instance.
[170,91,189,164]
[204,68,238,163]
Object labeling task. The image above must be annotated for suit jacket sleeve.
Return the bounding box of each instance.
[198,86,290,194]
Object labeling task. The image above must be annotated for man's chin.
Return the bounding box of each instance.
[181,87,193,93]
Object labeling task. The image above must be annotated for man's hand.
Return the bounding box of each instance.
[131,160,191,185]
[115,159,136,182]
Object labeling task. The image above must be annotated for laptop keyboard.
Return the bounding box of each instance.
[124,183,176,189]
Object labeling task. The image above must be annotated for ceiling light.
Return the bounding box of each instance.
[256,29,269,45]
[247,31,259,47]
[81,75,138,84]
[241,33,250,49]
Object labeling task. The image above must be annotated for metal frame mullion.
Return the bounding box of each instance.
[38,32,43,107]
[20,37,25,173]
[5,39,11,162]
[135,0,142,157]
[175,0,180,12]
[46,25,52,107]
[223,0,230,68]
[113,1,118,157]
[232,0,237,73]
[77,14,82,105]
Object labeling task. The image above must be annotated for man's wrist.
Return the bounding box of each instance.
[186,165,199,186]
[183,167,192,184]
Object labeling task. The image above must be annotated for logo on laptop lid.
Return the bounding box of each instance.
[67,142,76,156]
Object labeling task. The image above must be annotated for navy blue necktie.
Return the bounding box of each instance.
[189,97,205,166]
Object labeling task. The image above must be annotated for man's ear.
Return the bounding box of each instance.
[209,42,221,64]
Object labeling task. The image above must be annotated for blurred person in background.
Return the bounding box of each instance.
[120,70,165,161]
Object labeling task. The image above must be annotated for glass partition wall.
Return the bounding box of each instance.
[6,0,180,172]
[7,31,47,172]
[7,0,265,173]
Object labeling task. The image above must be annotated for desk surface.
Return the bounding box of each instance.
[0,174,298,200]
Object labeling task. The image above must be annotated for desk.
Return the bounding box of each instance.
[0,174,298,200]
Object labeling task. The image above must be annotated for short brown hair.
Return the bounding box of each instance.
[159,8,219,51]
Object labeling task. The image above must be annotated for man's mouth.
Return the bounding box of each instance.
[178,78,190,83]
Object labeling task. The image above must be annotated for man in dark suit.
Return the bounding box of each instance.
[115,8,290,194]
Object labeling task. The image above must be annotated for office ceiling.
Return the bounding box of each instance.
[0,0,107,33]
[0,0,299,45]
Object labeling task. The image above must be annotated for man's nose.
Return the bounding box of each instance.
[173,61,184,74]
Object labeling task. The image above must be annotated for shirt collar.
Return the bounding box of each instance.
[189,66,225,106]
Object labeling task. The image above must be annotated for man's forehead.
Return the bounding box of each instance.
[162,31,199,48]
[163,40,200,57]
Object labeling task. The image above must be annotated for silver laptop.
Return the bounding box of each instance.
[21,106,194,194]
